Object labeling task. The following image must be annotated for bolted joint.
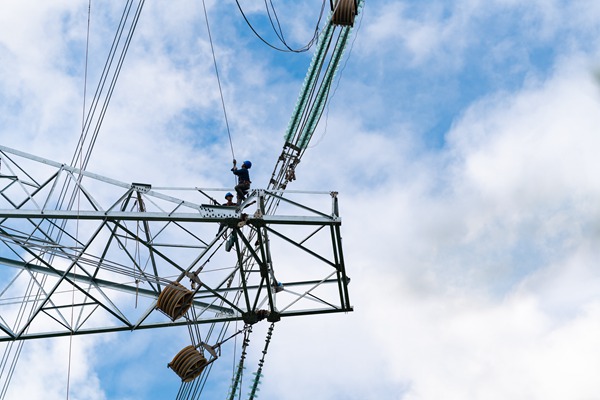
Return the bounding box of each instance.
[242,312,259,325]
[243,310,275,324]
[237,213,249,228]
[267,311,281,323]
[259,263,269,279]
[131,182,151,193]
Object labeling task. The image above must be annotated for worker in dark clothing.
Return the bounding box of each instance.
[231,159,252,204]
[217,192,236,237]
[223,192,235,207]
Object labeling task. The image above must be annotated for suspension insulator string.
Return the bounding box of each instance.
[248,322,275,399]
[227,326,251,400]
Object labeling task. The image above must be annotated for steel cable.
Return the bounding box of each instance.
[235,0,326,53]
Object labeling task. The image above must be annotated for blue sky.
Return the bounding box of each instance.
[2,1,600,399]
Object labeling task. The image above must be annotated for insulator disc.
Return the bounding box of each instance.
[332,0,356,26]
[156,282,194,321]
[168,345,208,383]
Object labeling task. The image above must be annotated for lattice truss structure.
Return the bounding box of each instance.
[0,145,351,343]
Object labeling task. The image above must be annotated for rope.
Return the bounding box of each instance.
[201,0,235,161]
[43,0,145,266]
[0,273,41,400]
[66,3,92,398]
[0,270,38,399]
[79,0,146,171]
[71,0,142,171]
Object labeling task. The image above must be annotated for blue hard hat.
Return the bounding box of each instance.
[242,160,252,168]
[225,192,233,198]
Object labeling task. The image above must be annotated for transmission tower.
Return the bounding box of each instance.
[0,0,362,397]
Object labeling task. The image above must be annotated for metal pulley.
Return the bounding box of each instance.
[156,282,194,321]
[168,345,208,382]
[332,0,357,26]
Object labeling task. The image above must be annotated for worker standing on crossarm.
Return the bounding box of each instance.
[223,192,235,207]
[231,159,252,204]
[216,192,236,237]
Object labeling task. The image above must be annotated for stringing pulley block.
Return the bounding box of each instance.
[168,345,208,382]
[156,282,194,321]
[332,0,357,26]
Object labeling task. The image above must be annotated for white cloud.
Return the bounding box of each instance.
[4,336,107,400]
[358,0,600,75]
[257,35,600,399]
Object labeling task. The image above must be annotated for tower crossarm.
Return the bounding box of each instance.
[0,209,339,225]
[0,146,351,342]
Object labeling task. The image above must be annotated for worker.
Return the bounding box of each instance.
[231,159,252,204]
[217,192,236,237]
[223,192,235,207]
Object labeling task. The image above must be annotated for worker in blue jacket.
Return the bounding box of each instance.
[232,159,252,204]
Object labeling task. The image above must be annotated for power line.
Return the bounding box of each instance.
[235,0,327,53]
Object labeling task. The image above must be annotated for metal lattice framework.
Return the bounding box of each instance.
[0,145,351,343]
[0,2,363,397]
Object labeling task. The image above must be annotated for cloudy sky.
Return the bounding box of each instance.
[2,0,600,399]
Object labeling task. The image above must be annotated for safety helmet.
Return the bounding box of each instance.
[225,192,233,199]
[242,160,252,169]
